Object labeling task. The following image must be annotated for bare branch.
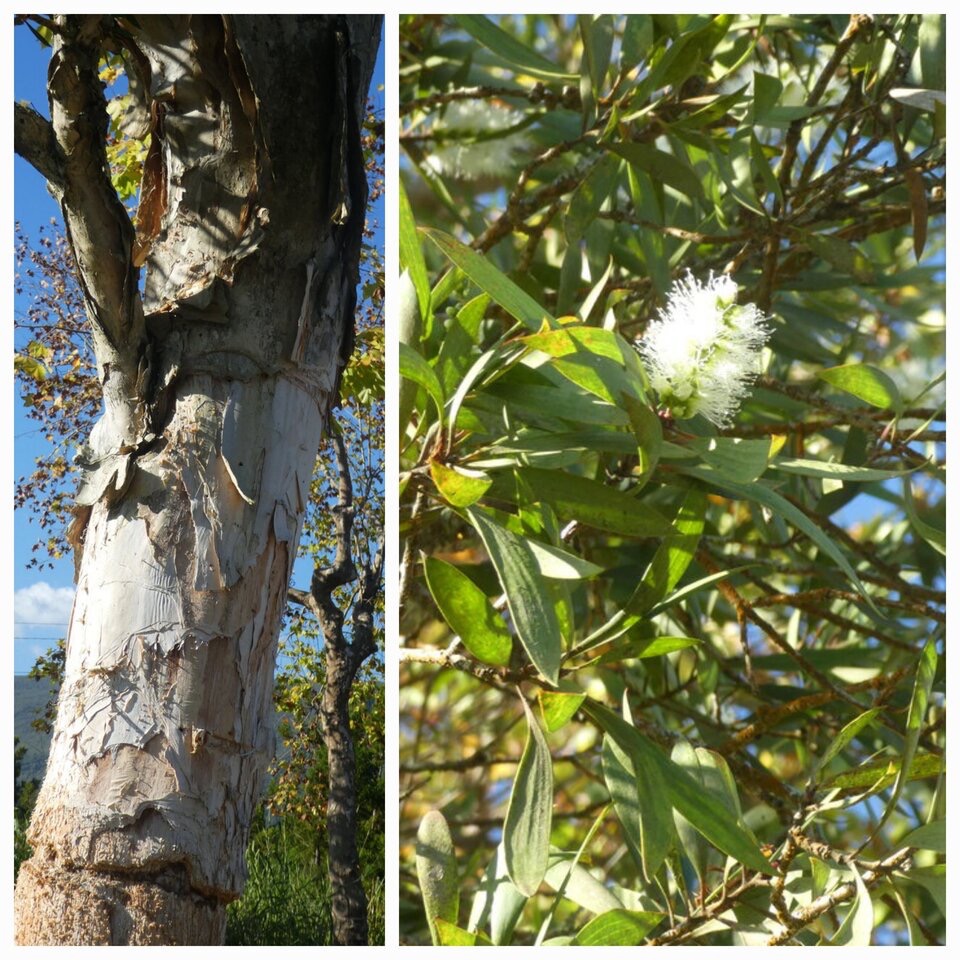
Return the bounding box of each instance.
[14,102,64,189]
[47,15,142,362]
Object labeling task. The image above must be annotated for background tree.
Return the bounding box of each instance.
[399,14,944,946]
[13,13,380,945]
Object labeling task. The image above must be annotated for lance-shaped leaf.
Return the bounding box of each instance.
[826,863,874,946]
[468,843,528,945]
[627,488,706,614]
[671,742,747,885]
[467,507,562,683]
[571,909,664,946]
[585,701,773,875]
[429,460,491,508]
[518,467,673,538]
[423,556,512,667]
[602,733,674,881]
[503,695,554,897]
[539,686,586,732]
[870,636,938,840]
[680,468,878,613]
[424,227,552,330]
[416,810,460,945]
[818,362,903,413]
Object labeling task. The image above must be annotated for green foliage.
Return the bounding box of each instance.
[14,738,40,880]
[225,812,383,946]
[400,13,945,946]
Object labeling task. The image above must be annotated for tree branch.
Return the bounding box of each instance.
[47,15,142,362]
[767,846,914,944]
[14,102,65,189]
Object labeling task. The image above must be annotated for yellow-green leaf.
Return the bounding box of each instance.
[423,556,512,667]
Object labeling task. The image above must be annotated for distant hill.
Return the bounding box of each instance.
[14,675,56,785]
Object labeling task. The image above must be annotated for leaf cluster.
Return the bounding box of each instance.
[400,13,944,947]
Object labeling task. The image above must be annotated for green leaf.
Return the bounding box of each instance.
[626,489,706,614]
[900,819,945,853]
[429,461,492,508]
[772,458,922,482]
[826,863,874,946]
[543,851,624,916]
[621,392,662,489]
[902,477,945,555]
[647,564,760,617]
[416,810,460,945]
[671,742,745,882]
[622,16,654,67]
[607,142,704,200]
[525,538,604,581]
[399,179,431,326]
[750,131,783,207]
[467,507,562,684]
[468,844,527,945]
[519,466,672,538]
[423,227,553,330]
[454,14,578,80]
[804,232,875,284]
[503,696,554,897]
[595,635,699,666]
[539,688,586,732]
[898,864,946,917]
[578,15,614,101]
[586,702,773,875]
[521,324,642,405]
[811,708,881,783]
[693,436,773,483]
[752,71,783,123]
[819,751,943,794]
[437,292,489,393]
[872,637,938,838]
[571,909,664,946]
[602,732,674,881]
[918,14,946,91]
[818,362,903,412]
[565,154,620,243]
[681,468,877,612]
[891,887,924,946]
[423,556,512,667]
[435,919,493,946]
[399,341,444,424]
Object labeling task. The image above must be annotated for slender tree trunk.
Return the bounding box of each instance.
[14,14,380,945]
[322,646,370,945]
[296,432,382,944]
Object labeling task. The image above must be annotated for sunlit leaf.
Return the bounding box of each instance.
[818,363,903,413]
[416,810,460,945]
[467,507,562,683]
[571,909,664,946]
[503,695,554,897]
[423,556,512,666]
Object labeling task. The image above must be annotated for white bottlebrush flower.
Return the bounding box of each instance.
[424,100,530,180]
[638,272,772,428]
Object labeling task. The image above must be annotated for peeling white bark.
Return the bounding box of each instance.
[14,13,381,945]
[35,373,322,894]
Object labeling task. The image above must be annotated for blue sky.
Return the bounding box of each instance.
[13,23,386,675]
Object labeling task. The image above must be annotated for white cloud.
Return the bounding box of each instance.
[14,582,75,628]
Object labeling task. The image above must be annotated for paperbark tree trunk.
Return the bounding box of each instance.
[13,13,380,945]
